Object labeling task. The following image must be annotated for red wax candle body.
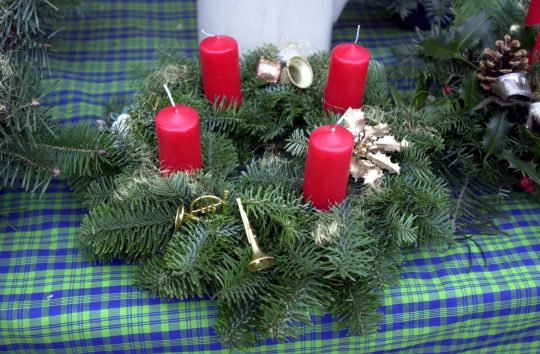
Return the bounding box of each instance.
[526,0,540,25]
[302,125,355,210]
[155,105,203,174]
[323,43,370,114]
[199,35,242,108]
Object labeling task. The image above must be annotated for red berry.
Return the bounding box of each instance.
[520,176,534,192]
[443,86,453,95]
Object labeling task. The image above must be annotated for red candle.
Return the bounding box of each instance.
[302,125,354,210]
[323,43,370,115]
[155,104,202,174]
[199,35,242,108]
[526,0,540,26]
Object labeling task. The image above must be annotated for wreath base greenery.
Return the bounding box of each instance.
[71,46,455,348]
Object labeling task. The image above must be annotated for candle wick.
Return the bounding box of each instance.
[163,84,176,108]
[201,29,216,37]
[354,25,361,44]
[334,114,346,129]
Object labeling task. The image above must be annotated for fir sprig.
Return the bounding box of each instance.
[1,1,105,194]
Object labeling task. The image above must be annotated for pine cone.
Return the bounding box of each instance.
[477,35,529,91]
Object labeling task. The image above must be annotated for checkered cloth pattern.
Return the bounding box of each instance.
[1,0,539,352]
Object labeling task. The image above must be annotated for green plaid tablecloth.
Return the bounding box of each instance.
[1,1,539,352]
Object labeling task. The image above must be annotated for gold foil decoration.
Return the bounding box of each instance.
[342,108,408,187]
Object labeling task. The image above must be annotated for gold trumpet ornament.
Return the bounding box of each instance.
[236,198,274,272]
[174,190,229,231]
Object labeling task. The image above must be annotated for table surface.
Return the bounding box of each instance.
[1,1,540,353]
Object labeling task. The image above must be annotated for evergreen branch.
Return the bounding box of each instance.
[451,177,470,232]
[70,175,117,208]
[0,148,56,193]
[239,155,302,193]
[134,256,208,300]
[319,204,377,281]
[215,255,272,306]
[0,149,56,174]
[214,301,259,349]
[364,61,392,108]
[383,205,418,247]
[331,280,382,335]
[239,184,310,244]
[135,220,241,299]
[111,171,199,204]
[272,239,321,279]
[36,142,106,155]
[285,129,308,157]
[259,277,327,341]
[202,131,239,177]
[78,200,176,261]
[162,219,243,295]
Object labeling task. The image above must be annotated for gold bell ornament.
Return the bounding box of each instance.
[256,43,313,89]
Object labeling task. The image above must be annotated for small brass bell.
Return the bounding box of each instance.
[255,48,314,89]
[236,198,274,272]
[278,48,313,89]
[283,56,313,89]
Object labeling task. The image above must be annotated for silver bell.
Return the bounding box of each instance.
[492,72,532,101]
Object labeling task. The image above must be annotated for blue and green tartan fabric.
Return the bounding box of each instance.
[1,0,539,352]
